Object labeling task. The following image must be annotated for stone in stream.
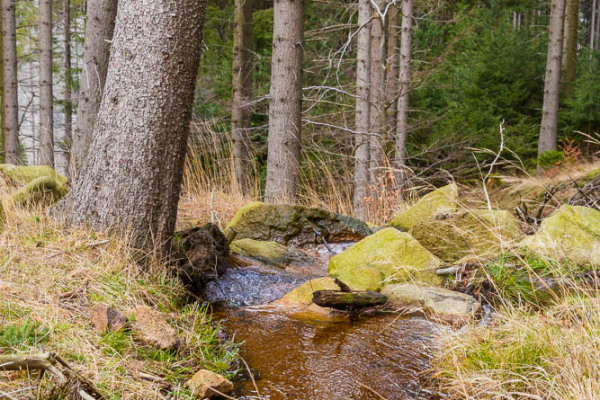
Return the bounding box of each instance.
[328,228,443,291]
[382,284,481,326]
[186,369,233,399]
[387,184,458,231]
[409,209,523,263]
[223,202,372,246]
[230,238,313,268]
[520,205,600,265]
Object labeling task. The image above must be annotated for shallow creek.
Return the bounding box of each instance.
[207,243,441,400]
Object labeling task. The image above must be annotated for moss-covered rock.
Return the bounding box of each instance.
[382,284,480,326]
[230,238,312,268]
[409,209,523,263]
[224,202,372,246]
[387,184,459,231]
[7,176,68,207]
[0,164,67,186]
[328,228,443,291]
[520,205,600,265]
[277,277,339,306]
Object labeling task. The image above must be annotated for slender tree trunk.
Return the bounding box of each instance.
[591,0,597,50]
[64,0,73,175]
[264,0,304,204]
[231,0,253,195]
[385,4,399,141]
[51,0,208,252]
[2,0,18,164]
[0,14,3,163]
[562,0,578,95]
[71,0,117,178]
[395,0,413,187]
[538,0,567,169]
[368,0,385,188]
[39,0,54,167]
[352,0,372,219]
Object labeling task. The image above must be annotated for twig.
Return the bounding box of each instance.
[482,120,505,211]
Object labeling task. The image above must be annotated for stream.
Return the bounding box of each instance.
[207,243,442,400]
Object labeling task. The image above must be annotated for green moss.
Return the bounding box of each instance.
[278,277,339,305]
[328,228,443,291]
[0,164,67,186]
[230,238,311,267]
[520,205,600,265]
[7,176,68,207]
[410,209,523,263]
[387,184,459,231]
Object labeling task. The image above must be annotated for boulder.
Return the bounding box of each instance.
[131,306,179,350]
[230,238,312,268]
[0,164,67,186]
[387,184,458,231]
[409,209,523,263]
[328,228,443,291]
[224,202,371,246]
[186,369,233,399]
[172,223,230,293]
[7,176,68,207]
[382,284,480,326]
[520,205,600,265]
[277,277,340,306]
[89,304,128,333]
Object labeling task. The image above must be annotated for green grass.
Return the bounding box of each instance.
[0,320,50,351]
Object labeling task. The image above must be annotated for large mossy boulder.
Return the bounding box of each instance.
[7,176,68,207]
[387,184,458,231]
[230,238,312,268]
[0,164,67,186]
[224,202,372,246]
[520,205,600,265]
[409,209,523,263]
[328,228,443,291]
[382,284,480,326]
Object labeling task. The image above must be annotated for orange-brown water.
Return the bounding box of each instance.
[219,308,440,400]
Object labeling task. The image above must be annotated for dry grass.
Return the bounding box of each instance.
[0,205,237,400]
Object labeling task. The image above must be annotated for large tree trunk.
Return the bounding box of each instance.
[264,0,304,203]
[394,0,413,187]
[562,0,578,95]
[352,0,372,219]
[538,0,566,168]
[71,0,117,178]
[385,4,399,139]
[63,0,73,175]
[368,0,385,188]
[52,0,208,252]
[39,0,54,167]
[231,0,253,195]
[2,0,18,164]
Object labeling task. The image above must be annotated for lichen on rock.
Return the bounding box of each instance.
[230,238,312,268]
[387,184,459,231]
[224,202,372,246]
[410,209,523,263]
[328,228,443,291]
[277,277,340,306]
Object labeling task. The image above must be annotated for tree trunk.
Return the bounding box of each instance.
[39,0,54,167]
[385,4,399,140]
[562,0,578,95]
[352,0,372,219]
[51,0,208,252]
[231,0,253,195]
[63,0,73,175]
[368,0,385,188]
[264,0,304,204]
[538,0,566,168]
[71,0,117,178]
[591,0,597,51]
[2,0,18,164]
[394,0,413,187]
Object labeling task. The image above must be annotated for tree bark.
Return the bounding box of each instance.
[51,0,208,252]
[231,0,253,195]
[71,0,117,178]
[562,0,578,96]
[385,3,399,143]
[538,0,566,168]
[592,0,597,51]
[394,0,413,187]
[39,0,54,167]
[352,0,372,219]
[368,0,385,188]
[64,0,73,175]
[264,0,304,203]
[2,0,18,164]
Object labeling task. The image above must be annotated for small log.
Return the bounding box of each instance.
[312,290,387,311]
[0,353,54,371]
